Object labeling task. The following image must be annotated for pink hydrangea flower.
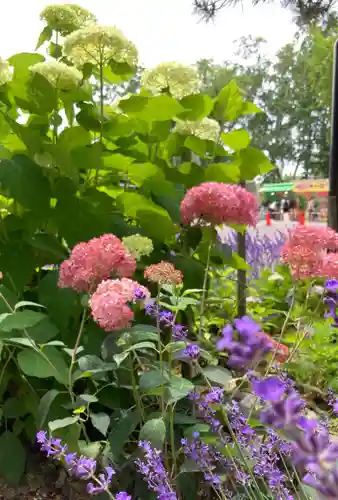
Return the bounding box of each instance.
[180,182,258,227]
[282,225,338,279]
[58,234,136,292]
[318,253,338,279]
[89,278,149,332]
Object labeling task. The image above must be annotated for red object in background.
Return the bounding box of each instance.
[256,331,289,363]
[299,212,305,225]
[266,212,271,226]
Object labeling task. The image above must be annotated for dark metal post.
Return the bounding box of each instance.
[328,40,338,230]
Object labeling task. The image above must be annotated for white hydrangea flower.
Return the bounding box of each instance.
[174,117,221,142]
[0,58,12,86]
[40,4,96,35]
[141,62,201,100]
[63,24,138,67]
[30,60,82,89]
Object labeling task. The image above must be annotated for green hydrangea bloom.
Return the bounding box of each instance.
[0,58,12,86]
[174,117,220,142]
[122,234,154,260]
[40,4,96,36]
[141,62,201,100]
[63,24,138,67]
[30,60,82,89]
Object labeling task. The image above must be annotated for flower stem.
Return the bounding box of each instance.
[68,307,87,403]
[198,238,212,338]
[156,288,165,416]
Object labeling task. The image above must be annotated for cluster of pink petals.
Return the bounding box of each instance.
[58,234,136,292]
[90,278,149,332]
[180,182,258,227]
[282,225,338,279]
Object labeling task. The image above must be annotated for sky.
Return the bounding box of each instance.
[0,0,297,67]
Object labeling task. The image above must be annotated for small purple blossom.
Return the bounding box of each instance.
[172,324,187,341]
[134,287,147,300]
[325,279,338,294]
[36,431,67,457]
[136,441,177,499]
[251,376,286,402]
[184,344,200,359]
[260,392,305,429]
[159,310,175,325]
[72,456,97,479]
[216,316,272,370]
[116,493,132,500]
[87,466,115,494]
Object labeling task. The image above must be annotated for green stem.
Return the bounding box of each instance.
[68,307,87,403]
[156,288,165,416]
[265,285,296,374]
[169,405,177,476]
[95,51,104,185]
[198,238,212,339]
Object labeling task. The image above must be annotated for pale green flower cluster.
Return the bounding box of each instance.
[122,234,154,260]
[63,24,138,67]
[30,60,82,89]
[174,117,221,142]
[40,4,96,35]
[0,58,12,86]
[141,62,201,100]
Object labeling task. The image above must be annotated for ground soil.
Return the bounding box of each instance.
[0,452,90,500]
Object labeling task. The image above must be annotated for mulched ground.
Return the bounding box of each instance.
[0,452,89,500]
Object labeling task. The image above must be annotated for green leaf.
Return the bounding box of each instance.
[49,416,79,432]
[78,441,101,459]
[90,412,110,437]
[17,347,69,385]
[202,366,233,387]
[38,271,77,330]
[0,310,46,332]
[38,389,60,428]
[36,26,53,49]
[167,376,194,403]
[139,418,166,449]
[205,162,240,183]
[237,147,274,180]
[49,41,62,59]
[9,53,45,79]
[0,155,51,213]
[108,409,141,459]
[120,94,184,121]
[213,80,244,122]
[14,301,46,311]
[178,94,214,120]
[3,397,28,418]
[58,126,92,150]
[139,370,168,391]
[0,431,26,484]
[27,316,59,343]
[116,192,176,240]
[222,130,251,151]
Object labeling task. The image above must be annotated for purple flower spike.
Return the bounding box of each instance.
[36,431,67,458]
[136,441,177,499]
[252,376,286,402]
[216,324,233,351]
[184,344,200,359]
[172,324,187,341]
[234,316,261,337]
[72,456,96,479]
[325,279,338,293]
[116,493,132,500]
[260,392,304,429]
[87,466,115,495]
[134,287,147,300]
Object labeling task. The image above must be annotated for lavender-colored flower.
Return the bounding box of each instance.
[87,466,115,495]
[184,343,200,359]
[159,310,175,325]
[36,431,67,457]
[218,228,286,278]
[327,388,338,415]
[228,401,255,448]
[181,432,228,480]
[172,324,187,341]
[216,316,272,370]
[136,441,177,499]
[294,428,338,473]
[251,376,286,402]
[203,387,224,404]
[145,300,159,317]
[64,452,78,469]
[325,279,338,293]
[134,287,147,300]
[116,493,132,500]
[72,456,96,479]
[260,392,305,429]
